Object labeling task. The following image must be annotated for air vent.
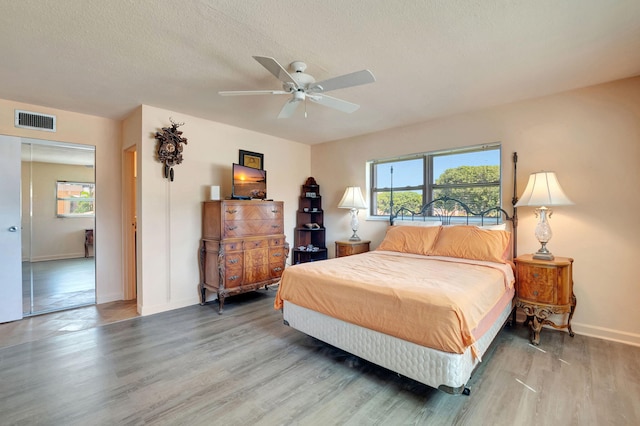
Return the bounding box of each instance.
[15,110,57,132]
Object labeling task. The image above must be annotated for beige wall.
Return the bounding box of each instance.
[0,99,123,303]
[132,105,310,315]
[21,162,94,261]
[311,76,640,346]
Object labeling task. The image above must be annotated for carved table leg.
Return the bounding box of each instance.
[530,316,543,345]
[568,293,577,337]
[218,294,225,315]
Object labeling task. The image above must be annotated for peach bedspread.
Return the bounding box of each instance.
[275,251,514,354]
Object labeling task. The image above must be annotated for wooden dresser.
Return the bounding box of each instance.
[200,200,289,313]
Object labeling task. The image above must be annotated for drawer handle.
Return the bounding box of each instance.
[271,224,280,229]
[533,273,539,278]
[228,275,239,281]
[272,252,282,257]
[227,225,238,230]
[533,290,539,296]
[226,209,237,214]
[229,259,239,264]
[272,208,279,213]
[254,242,261,247]
[273,267,283,272]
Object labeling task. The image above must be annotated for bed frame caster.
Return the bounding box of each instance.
[462,387,471,396]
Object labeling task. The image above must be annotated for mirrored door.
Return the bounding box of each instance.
[21,140,96,315]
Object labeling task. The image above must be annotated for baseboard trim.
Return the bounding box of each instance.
[515,312,640,347]
[139,297,199,316]
[571,322,640,348]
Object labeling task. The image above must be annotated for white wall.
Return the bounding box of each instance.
[311,76,640,346]
[132,105,310,315]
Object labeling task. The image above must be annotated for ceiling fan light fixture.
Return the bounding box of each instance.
[220,56,376,118]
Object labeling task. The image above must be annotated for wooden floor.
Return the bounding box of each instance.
[22,258,96,315]
[1,290,638,425]
[0,299,138,349]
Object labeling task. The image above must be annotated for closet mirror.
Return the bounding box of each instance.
[21,140,96,315]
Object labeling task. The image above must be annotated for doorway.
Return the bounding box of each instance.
[21,140,96,316]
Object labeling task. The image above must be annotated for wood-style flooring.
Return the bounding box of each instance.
[1,290,638,425]
[22,257,96,315]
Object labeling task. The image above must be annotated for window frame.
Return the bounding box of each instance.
[367,144,502,220]
[55,181,95,218]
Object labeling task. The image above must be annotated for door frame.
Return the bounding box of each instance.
[123,147,137,301]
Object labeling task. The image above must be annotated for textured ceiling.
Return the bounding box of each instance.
[1,0,639,145]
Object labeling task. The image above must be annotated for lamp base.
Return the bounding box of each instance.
[533,241,554,260]
[533,251,555,261]
[348,231,361,242]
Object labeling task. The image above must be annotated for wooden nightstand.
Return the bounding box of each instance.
[335,240,370,258]
[514,254,576,345]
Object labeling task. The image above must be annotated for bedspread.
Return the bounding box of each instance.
[275,251,514,354]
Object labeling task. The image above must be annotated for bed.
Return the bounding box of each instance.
[275,167,518,394]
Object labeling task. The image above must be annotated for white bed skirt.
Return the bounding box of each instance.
[282,298,514,394]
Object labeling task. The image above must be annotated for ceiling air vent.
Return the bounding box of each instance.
[15,110,57,132]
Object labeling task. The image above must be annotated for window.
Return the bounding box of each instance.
[56,181,95,217]
[369,145,501,218]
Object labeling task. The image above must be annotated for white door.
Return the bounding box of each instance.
[0,135,23,323]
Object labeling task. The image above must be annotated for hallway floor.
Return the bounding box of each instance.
[0,299,138,350]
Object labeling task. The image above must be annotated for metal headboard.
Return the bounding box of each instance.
[388,152,519,257]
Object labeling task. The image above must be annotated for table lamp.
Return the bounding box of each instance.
[338,186,367,241]
[515,171,573,260]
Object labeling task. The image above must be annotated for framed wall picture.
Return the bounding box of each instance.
[239,150,263,170]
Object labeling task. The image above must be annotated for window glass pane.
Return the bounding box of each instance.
[374,190,423,216]
[433,150,500,184]
[433,186,500,216]
[56,182,95,217]
[375,158,423,188]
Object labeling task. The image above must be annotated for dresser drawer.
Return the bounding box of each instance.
[224,265,243,288]
[223,252,243,269]
[270,264,285,278]
[269,247,287,263]
[223,220,283,238]
[269,237,286,247]
[222,240,243,253]
[244,238,267,250]
[222,202,284,222]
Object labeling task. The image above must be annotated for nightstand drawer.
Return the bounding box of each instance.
[335,240,370,258]
[517,264,557,304]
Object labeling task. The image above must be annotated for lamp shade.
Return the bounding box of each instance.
[338,187,367,209]
[515,172,573,207]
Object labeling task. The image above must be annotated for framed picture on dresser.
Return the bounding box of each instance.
[239,150,263,170]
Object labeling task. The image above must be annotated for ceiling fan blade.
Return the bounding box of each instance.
[278,98,301,119]
[308,94,360,113]
[219,90,289,96]
[252,56,298,87]
[308,69,375,93]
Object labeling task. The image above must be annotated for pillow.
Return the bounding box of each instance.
[393,220,442,227]
[477,223,507,231]
[377,225,442,255]
[429,225,511,263]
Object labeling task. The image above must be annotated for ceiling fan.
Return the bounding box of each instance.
[219,56,375,118]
